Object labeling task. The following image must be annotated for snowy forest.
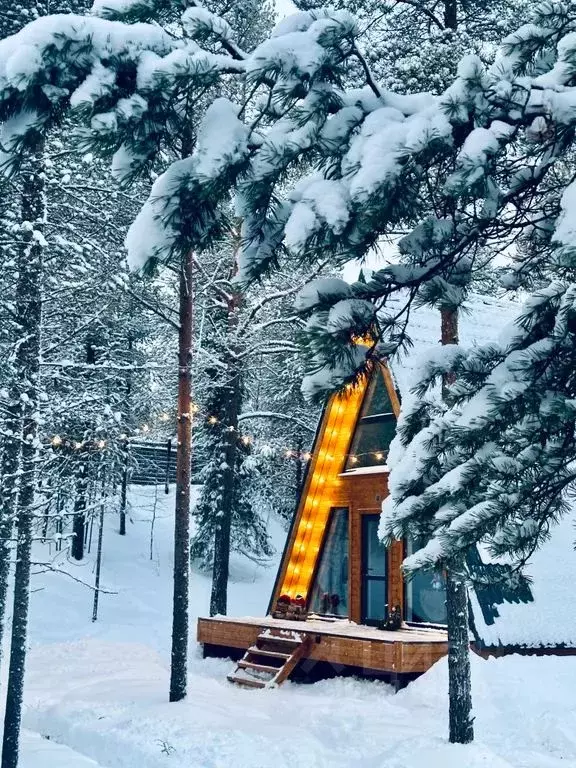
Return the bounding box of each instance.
[0,0,575,766]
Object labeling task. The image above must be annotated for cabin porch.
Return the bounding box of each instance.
[197,614,448,685]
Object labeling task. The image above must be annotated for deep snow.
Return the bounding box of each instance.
[14,486,576,768]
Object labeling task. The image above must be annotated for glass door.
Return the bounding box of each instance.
[309,508,349,617]
[361,514,387,625]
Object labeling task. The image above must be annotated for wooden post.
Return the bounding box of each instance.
[169,248,193,703]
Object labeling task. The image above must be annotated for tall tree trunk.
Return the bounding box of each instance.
[441,306,474,745]
[119,442,129,536]
[1,138,45,768]
[446,552,474,743]
[209,226,243,618]
[0,407,21,674]
[209,363,241,616]
[169,248,193,703]
[444,0,458,30]
[71,463,87,560]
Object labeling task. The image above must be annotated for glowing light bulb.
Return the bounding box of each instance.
[285,449,293,458]
[375,452,384,461]
[51,435,62,447]
[97,439,106,449]
[74,441,83,450]
[241,435,251,445]
[350,455,359,464]
[303,452,311,461]
[208,416,218,425]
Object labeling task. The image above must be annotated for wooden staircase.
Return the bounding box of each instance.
[227,628,311,689]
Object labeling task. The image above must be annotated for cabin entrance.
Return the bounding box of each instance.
[361,513,388,626]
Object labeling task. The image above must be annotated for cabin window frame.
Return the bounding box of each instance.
[344,369,397,471]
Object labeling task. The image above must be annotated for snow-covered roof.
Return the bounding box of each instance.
[470,512,576,649]
[385,292,521,398]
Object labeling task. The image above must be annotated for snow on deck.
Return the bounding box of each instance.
[207,613,448,643]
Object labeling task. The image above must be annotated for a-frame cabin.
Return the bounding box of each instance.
[198,361,449,687]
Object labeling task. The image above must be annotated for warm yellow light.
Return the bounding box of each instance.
[375,452,384,461]
[303,452,311,461]
[208,416,218,425]
[317,477,325,484]
[241,435,251,445]
[350,455,358,464]
[190,403,200,414]
[51,435,62,447]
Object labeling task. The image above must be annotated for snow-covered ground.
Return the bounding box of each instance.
[14,486,576,767]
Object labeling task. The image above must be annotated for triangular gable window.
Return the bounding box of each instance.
[344,368,397,470]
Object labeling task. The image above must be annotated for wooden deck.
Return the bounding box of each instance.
[197,615,448,677]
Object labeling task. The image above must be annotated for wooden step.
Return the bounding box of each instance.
[226,673,266,689]
[228,631,312,689]
[238,659,279,674]
[247,646,290,659]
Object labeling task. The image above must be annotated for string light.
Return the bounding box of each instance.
[208,416,218,425]
[51,435,62,447]
[241,435,252,445]
[375,451,384,461]
[350,455,359,464]
[74,441,83,450]
[285,449,293,458]
[97,439,106,449]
